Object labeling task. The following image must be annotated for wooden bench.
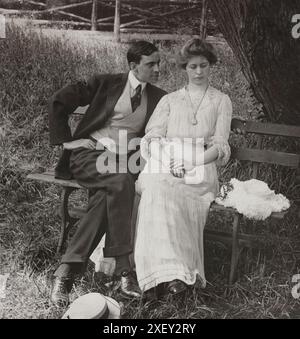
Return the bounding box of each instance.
[208,118,300,283]
[26,115,300,283]
[27,106,88,254]
[27,170,83,254]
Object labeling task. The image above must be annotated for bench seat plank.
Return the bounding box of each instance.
[210,202,287,219]
[27,173,289,219]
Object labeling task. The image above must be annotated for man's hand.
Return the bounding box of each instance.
[63,139,96,150]
[170,158,185,178]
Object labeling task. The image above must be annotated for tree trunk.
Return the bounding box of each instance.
[209,0,300,124]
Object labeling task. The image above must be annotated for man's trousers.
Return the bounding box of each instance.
[60,147,135,265]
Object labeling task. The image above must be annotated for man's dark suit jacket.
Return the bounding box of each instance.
[48,72,167,179]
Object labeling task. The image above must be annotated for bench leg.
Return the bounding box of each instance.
[57,186,78,254]
[229,213,241,284]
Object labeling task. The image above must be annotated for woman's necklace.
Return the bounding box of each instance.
[184,85,209,125]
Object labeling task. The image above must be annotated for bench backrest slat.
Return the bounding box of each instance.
[231,118,300,138]
[231,147,300,168]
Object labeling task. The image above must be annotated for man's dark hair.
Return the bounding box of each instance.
[127,41,158,64]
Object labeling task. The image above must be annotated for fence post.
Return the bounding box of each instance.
[114,0,121,42]
[200,0,208,39]
[0,15,5,39]
[91,0,98,31]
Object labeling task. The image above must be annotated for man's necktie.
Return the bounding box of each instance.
[131,84,142,112]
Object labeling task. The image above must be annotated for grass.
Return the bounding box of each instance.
[0,23,300,319]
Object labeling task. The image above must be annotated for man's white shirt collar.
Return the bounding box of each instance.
[128,71,146,93]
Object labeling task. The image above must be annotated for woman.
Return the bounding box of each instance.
[134,38,232,295]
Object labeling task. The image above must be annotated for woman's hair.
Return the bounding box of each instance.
[177,38,218,69]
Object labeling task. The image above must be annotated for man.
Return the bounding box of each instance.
[48,41,166,306]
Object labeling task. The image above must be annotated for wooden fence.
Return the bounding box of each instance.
[0,0,210,42]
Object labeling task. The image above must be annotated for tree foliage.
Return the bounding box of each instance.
[209,0,300,124]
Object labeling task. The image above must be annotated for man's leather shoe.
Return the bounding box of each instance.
[113,271,142,299]
[50,276,74,307]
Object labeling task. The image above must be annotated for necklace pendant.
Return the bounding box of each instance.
[192,117,198,125]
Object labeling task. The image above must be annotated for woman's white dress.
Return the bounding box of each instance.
[134,86,232,292]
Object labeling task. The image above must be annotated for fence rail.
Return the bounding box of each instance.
[0,0,210,41]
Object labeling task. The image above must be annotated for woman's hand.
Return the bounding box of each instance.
[63,139,96,150]
[170,158,185,178]
[140,138,153,160]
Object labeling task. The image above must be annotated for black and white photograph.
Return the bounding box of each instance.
[0,0,300,321]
